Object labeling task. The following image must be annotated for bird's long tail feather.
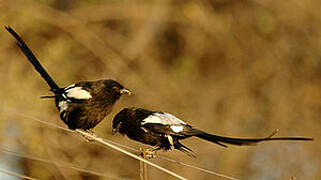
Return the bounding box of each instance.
[5,26,61,94]
[193,129,313,147]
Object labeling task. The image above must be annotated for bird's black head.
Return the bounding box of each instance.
[112,107,154,135]
[102,79,132,99]
[112,108,133,135]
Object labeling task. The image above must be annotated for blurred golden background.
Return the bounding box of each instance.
[0,0,320,179]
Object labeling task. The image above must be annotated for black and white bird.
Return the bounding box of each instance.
[5,26,131,131]
[112,107,313,157]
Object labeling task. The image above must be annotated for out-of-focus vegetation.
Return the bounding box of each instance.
[0,0,320,179]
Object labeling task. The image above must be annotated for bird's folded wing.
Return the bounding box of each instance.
[141,123,192,137]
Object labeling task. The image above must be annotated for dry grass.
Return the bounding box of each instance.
[0,0,320,179]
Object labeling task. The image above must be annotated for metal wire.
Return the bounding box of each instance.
[0,168,37,180]
[4,108,240,180]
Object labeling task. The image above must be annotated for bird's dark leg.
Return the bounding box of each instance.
[140,147,161,159]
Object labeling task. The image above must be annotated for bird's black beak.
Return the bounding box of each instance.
[119,88,132,96]
[112,128,118,135]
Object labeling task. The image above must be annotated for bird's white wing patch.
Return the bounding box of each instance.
[65,84,75,90]
[142,115,163,125]
[65,87,92,99]
[58,101,68,112]
[170,125,184,133]
[142,112,187,126]
[161,113,187,124]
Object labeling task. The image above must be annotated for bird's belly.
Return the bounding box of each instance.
[64,103,111,130]
[127,131,171,150]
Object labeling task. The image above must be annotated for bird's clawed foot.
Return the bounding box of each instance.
[139,147,158,159]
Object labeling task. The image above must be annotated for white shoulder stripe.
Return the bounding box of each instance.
[142,112,187,126]
[160,113,187,124]
[65,84,75,90]
[65,87,92,99]
[142,116,163,125]
[58,101,68,112]
[170,125,184,133]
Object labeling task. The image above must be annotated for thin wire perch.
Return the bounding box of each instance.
[0,146,123,179]
[0,168,37,180]
[4,107,240,180]
[76,129,188,180]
